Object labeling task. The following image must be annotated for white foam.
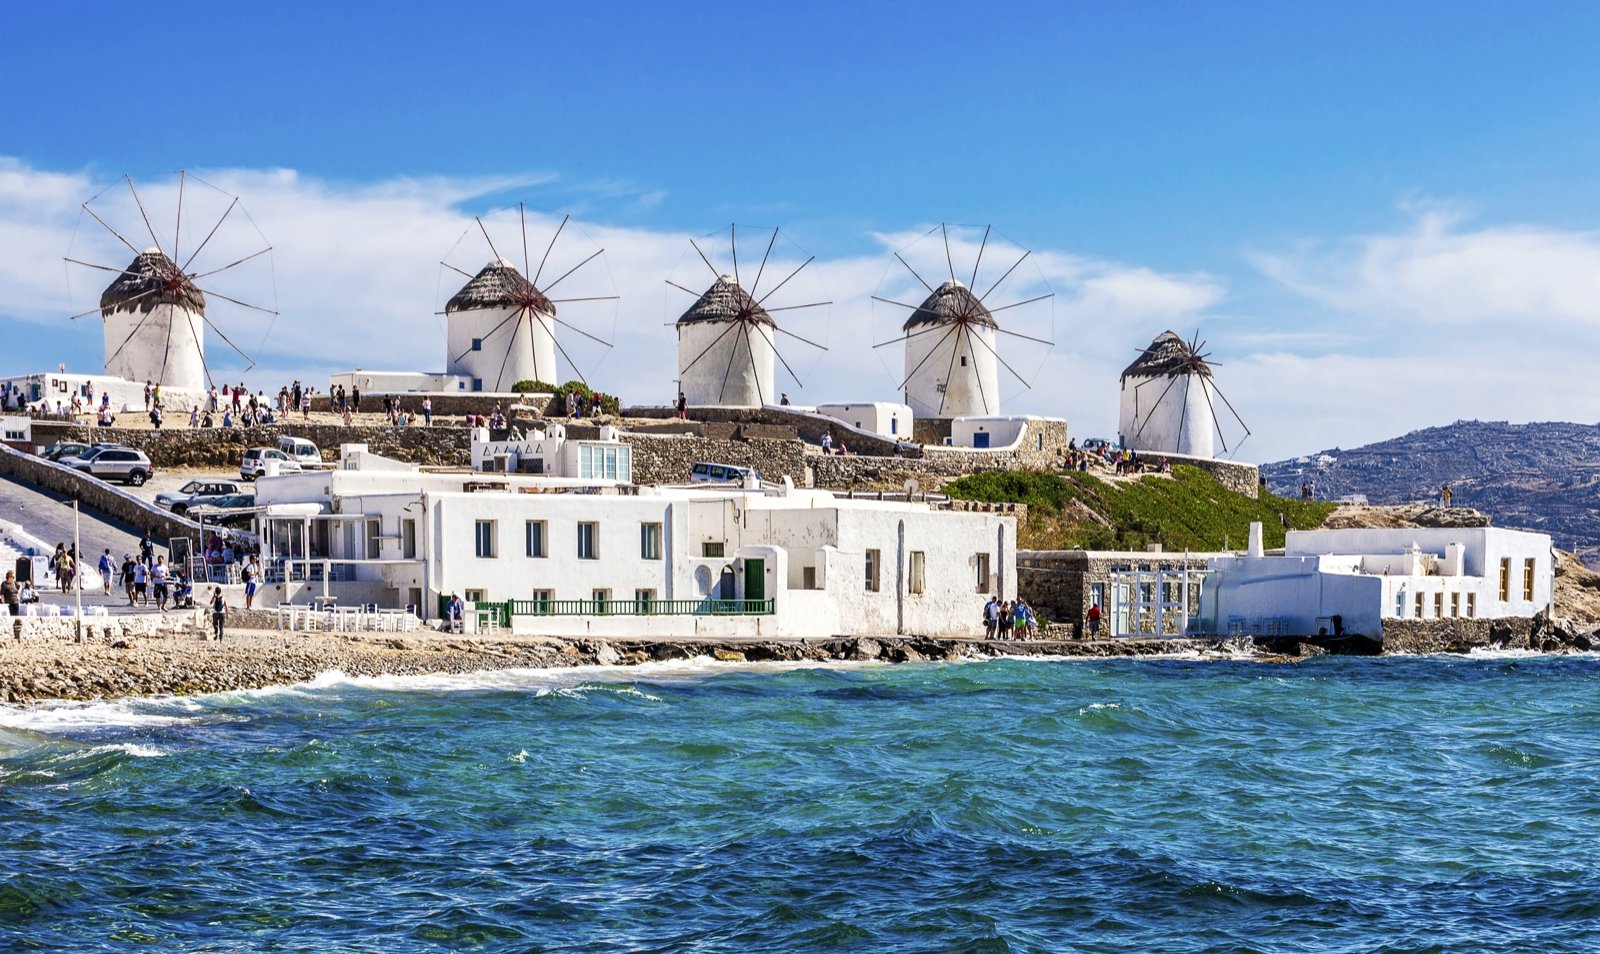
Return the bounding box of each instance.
[87,742,167,758]
[0,699,201,733]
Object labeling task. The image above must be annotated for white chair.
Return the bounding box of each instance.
[45,605,60,618]
[92,606,108,618]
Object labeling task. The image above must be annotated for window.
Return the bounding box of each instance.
[1523,558,1536,601]
[1466,593,1476,617]
[802,566,818,589]
[1415,592,1425,618]
[960,355,968,366]
[908,551,926,595]
[865,549,881,592]
[472,378,483,392]
[471,337,483,351]
[640,523,662,560]
[975,553,991,592]
[634,588,655,613]
[366,519,381,559]
[1434,592,1443,618]
[1450,592,1460,617]
[578,444,633,482]
[525,520,547,558]
[1499,558,1511,601]
[577,522,599,560]
[474,520,497,558]
[530,590,552,613]
[402,519,417,560]
[1091,582,1106,613]
[591,588,610,614]
[702,541,725,558]
[1395,589,1407,617]
[465,588,485,603]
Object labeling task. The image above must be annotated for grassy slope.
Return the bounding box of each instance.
[945,466,1336,551]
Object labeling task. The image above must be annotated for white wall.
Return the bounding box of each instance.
[1119,372,1216,458]
[815,402,913,440]
[446,305,560,392]
[950,416,1029,450]
[101,303,208,394]
[903,323,999,418]
[677,319,775,407]
[328,371,475,394]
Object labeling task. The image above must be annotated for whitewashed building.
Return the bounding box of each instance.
[446,259,561,392]
[676,275,776,408]
[247,441,1014,638]
[1118,331,1217,458]
[902,280,999,419]
[1202,524,1555,639]
[814,402,913,440]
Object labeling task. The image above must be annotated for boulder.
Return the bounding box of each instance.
[854,637,881,660]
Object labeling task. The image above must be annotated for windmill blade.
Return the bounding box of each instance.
[751,321,807,388]
[549,314,614,348]
[1197,377,1229,454]
[773,325,828,351]
[755,256,814,305]
[452,308,521,363]
[125,175,164,254]
[189,246,272,281]
[547,295,620,305]
[158,301,178,383]
[764,300,831,313]
[475,217,503,264]
[533,214,569,287]
[992,326,1056,347]
[549,330,589,388]
[871,295,924,311]
[936,325,966,417]
[968,324,1037,391]
[969,225,991,288]
[180,197,238,271]
[678,321,742,377]
[979,250,1031,302]
[730,223,740,289]
[972,334,993,415]
[749,227,779,299]
[173,171,185,266]
[665,280,703,298]
[198,312,258,369]
[194,286,278,316]
[71,287,160,321]
[519,203,531,281]
[942,223,956,283]
[896,325,959,391]
[441,261,476,280]
[188,310,218,392]
[689,239,721,282]
[716,320,746,404]
[541,248,603,295]
[1209,379,1252,438]
[64,257,143,278]
[1132,374,1183,443]
[82,204,142,257]
[986,292,1055,315]
[1177,377,1190,454]
[895,252,936,294]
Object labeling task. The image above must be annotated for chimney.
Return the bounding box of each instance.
[1247,521,1264,558]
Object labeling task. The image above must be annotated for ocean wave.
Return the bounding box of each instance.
[0,698,204,733]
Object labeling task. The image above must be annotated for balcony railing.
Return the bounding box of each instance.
[503,598,775,619]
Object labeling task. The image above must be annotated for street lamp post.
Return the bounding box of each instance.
[72,497,83,643]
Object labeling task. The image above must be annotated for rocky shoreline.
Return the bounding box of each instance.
[0,619,1595,705]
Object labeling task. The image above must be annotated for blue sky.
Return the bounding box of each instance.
[3,1,1600,461]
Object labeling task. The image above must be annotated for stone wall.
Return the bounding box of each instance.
[1378,616,1536,654]
[35,422,475,469]
[621,434,810,486]
[309,392,557,417]
[625,405,907,457]
[0,443,200,546]
[1136,452,1260,498]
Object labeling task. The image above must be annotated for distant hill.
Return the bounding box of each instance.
[1261,420,1600,558]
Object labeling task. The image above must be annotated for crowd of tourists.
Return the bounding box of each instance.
[982,595,1041,639]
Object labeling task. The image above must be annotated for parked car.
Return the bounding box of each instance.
[690,462,761,484]
[240,447,303,481]
[42,441,120,462]
[186,493,258,529]
[156,480,244,514]
[59,446,155,486]
[276,436,328,469]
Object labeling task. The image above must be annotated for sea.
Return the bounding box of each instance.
[2,652,1599,952]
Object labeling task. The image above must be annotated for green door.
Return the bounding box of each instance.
[743,558,765,603]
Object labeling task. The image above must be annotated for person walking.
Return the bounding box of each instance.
[121,554,137,606]
[1086,602,1103,638]
[97,549,113,596]
[209,587,226,640]
[151,556,170,612]
[132,560,148,607]
[676,391,687,420]
[1,570,18,623]
[139,529,155,568]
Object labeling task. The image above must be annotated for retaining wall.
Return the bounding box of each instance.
[0,443,200,546]
[34,422,476,469]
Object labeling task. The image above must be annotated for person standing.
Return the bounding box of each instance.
[0,570,18,622]
[210,587,226,640]
[151,556,170,611]
[242,555,259,610]
[422,396,432,427]
[1086,602,1103,638]
[132,560,148,607]
[121,554,137,606]
[97,549,113,596]
[983,595,999,638]
[448,592,464,633]
[139,529,154,568]
[676,391,687,420]
[143,381,152,412]
[1440,484,1453,508]
[351,385,361,415]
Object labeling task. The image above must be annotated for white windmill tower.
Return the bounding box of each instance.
[441,207,617,393]
[872,225,1054,419]
[1118,330,1250,458]
[65,173,275,399]
[670,225,829,408]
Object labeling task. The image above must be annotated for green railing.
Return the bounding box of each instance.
[503,598,774,618]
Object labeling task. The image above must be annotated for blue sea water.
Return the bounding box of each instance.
[2,652,1599,952]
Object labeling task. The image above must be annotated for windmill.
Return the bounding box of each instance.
[668,224,829,408]
[1118,330,1251,458]
[440,205,618,393]
[870,224,1054,418]
[63,172,276,396]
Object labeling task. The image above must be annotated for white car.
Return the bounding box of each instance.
[239,447,303,481]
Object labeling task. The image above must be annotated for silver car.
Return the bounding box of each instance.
[240,447,303,481]
[60,446,155,486]
[156,480,245,515]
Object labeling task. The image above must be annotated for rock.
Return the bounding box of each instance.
[854,637,881,660]
[651,644,689,661]
[713,649,745,662]
[595,643,621,666]
[110,640,130,649]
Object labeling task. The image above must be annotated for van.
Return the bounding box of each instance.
[690,462,759,484]
[276,436,325,469]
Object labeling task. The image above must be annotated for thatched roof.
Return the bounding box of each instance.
[1122,330,1212,380]
[446,260,554,315]
[99,249,205,316]
[903,280,996,331]
[677,275,774,327]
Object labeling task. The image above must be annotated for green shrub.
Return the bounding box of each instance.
[546,380,621,416]
[944,466,1335,552]
[511,380,558,394]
